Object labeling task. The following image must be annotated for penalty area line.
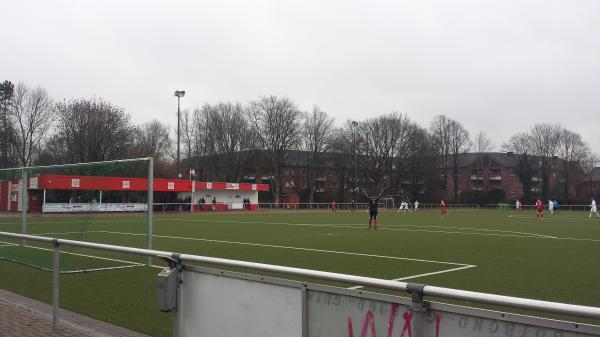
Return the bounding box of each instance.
[36,230,473,267]
[347,264,477,290]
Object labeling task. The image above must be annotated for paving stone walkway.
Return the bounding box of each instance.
[0,289,151,337]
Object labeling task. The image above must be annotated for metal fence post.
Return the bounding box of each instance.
[52,240,60,329]
[407,284,428,337]
[302,286,308,337]
[21,168,28,246]
[147,157,154,267]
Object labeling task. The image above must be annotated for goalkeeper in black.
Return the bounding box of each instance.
[363,188,385,229]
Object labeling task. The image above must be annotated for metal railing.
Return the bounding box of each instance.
[1,230,599,333]
[485,204,596,211]
[149,202,481,212]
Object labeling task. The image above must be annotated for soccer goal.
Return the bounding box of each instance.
[381,197,395,210]
[384,194,412,210]
[0,157,154,273]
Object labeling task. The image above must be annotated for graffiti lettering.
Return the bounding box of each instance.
[348,310,377,337]
[399,311,413,337]
[386,304,400,337]
[348,304,444,337]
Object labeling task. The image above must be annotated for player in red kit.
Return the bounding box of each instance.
[440,200,447,216]
[535,199,544,219]
[331,200,337,213]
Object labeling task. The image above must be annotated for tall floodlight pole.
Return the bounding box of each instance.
[174,90,185,178]
[352,121,359,203]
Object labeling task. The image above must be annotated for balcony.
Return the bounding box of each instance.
[471,186,484,191]
[532,177,541,182]
[470,175,483,181]
[489,176,502,181]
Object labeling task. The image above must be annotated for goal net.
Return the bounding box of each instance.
[0,158,153,273]
[381,197,395,210]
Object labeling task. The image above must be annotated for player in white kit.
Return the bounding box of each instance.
[590,198,600,219]
[398,201,410,213]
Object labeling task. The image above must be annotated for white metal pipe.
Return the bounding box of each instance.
[0,157,152,172]
[147,157,153,267]
[52,242,60,329]
[1,231,600,320]
[20,169,27,246]
[424,286,600,319]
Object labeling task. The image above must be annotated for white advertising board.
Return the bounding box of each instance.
[308,290,597,337]
[179,271,302,337]
[42,203,147,213]
[178,269,599,337]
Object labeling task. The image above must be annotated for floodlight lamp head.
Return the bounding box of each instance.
[174,90,185,97]
[352,121,358,126]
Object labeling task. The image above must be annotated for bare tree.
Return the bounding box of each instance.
[447,119,471,200]
[502,132,531,154]
[46,98,134,163]
[10,83,55,166]
[329,121,363,201]
[248,95,303,204]
[503,124,562,199]
[472,131,494,190]
[131,120,172,161]
[528,123,562,199]
[359,112,411,193]
[557,129,589,202]
[301,106,335,204]
[429,115,470,199]
[403,123,435,200]
[474,131,494,153]
[0,80,15,167]
[180,109,193,167]
[429,115,452,193]
[199,102,255,181]
[190,106,209,169]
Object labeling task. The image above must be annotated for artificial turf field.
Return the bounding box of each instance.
[1,208,599,335]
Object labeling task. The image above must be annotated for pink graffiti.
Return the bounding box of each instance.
[348,310,377,337]
[348,305,443,337]
[386,304,400,337]
[399,311,413,337]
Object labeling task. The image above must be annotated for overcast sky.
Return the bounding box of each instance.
[2,0,599,153]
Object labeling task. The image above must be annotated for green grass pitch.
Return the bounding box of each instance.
[1,208,599,335]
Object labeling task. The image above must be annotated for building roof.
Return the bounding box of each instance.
[28,175,269,192]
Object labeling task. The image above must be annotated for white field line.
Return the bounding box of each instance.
[25,215,600,242]
[155,218,558,239]
[0,218,145,226]
[347,264,477,290]
[35,222,554,240]
[37,230,473,267]
[0,217,586,239]
[20,244,145,267]
[369,224,553,238]
[508,215,600,221]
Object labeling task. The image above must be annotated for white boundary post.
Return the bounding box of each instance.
[52,240,60,329]
[191,181,195,213]
[147,157,153,267]
[20,168,27,246]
